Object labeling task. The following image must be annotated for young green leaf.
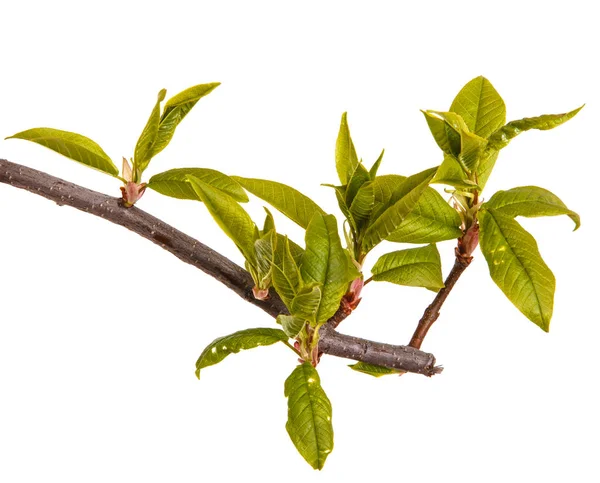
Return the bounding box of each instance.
[134,89,167,175]
[421,110,468,157]
[291,285,323,325]
[187,176,257,264]
[151,82,220,158]
[370,244,444,290]
[485,186,580,230]
[302,213,359,322]
[348,362,402,377]
[284,363,334,470]
[386,187,462,244]
[262,207,276,234]
[487,105,583,151]
[272,237,303,307]
[479,208,555,331]
[458,129,488,173]
[345,162,370,205]
[233,176,325,229]
[6,127,118,176]
[449,76,506,138]
[255,229,275,286]
[369,149,385,179]
[362,167,437,253]
[276,314,305,338]
[148,167,248,202]
[323,184,357,235]
[475,150,499,191]
[431,155,475,189]
[335,112,360,185]
[349,181,375,230]
[195,328,289,378]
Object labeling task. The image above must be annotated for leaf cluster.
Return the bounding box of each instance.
[4,76,583,469]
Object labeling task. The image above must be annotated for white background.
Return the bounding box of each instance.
[1,1,598,481]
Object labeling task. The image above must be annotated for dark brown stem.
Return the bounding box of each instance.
[0,158,442,376]
[408,224,479,349]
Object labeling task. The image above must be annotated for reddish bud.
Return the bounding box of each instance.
[252,286,270,300]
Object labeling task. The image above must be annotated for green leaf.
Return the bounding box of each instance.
[6,127,118,176]
[255,230,275,286]
[431,155,475,189]
[386,187,462,243]
[449,76,506,138]
[335,112,359,185]
[421,110,468,157]
[148,167,248,202]
[284,363,334,470]
[302,213,358,322]
[134,89,167,174]
[324,184,357,235]
[272,237,303,307]
[458,129,488,173]
[233,176,325,229]
[277,314,305,338]
[291,285,322,325]
[362,167,437,253]
[479,208,555,331]
[151,82,220,158]
[345,162,371,206]
[349,181,375,230]
[348,362,402,377]
[262,207,276,234]
[370,244,444,290]
[195,328,288,378]
[487,105,583,151]
[486,186,580,230]
[475,150,499,191]
[187,176,257,264]
[369,149,385,179]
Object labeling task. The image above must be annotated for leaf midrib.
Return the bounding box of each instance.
[487,210,545,324]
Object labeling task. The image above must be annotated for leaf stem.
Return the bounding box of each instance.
[282,340,301,357]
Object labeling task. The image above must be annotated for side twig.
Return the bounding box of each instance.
[408,224,479,349]
[0,158,442,376]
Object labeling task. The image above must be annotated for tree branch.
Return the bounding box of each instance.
[0,158,442,377]
[408,225,478,349]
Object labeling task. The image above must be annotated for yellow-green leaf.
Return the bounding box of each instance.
[458,129,488,173]
[431,155,477,189]
[386,187,462,244]
[195,328,288,378]
[234,176,325,229]
[421,110,468,157]
[362,167,437,253]
[479,208,555,331]
[335,112,360,185]
[277,314,305,338]
[450,76,506,138]
[187,176,257,264]
[291,285,322,325]
[487,105,583,151]
[134,89,166,174]
[348,362,402,377]
[6,127,118,176]
[485,186,580,230]
[272,237,303,308]
[370,244,444,291]
[285,363,334,470]
[148,167,248,202]
[151,82,220,158]
[302,213,358,322]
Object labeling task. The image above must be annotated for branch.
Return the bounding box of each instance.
[0,158,441,376]
[408,225,478,349]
